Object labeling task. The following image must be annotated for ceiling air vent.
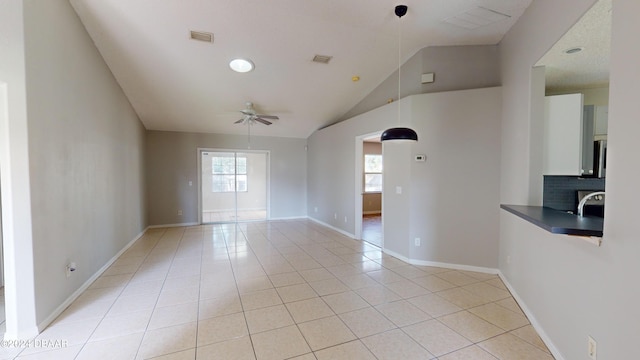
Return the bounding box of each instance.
[312,55,332,64]
[190,31,214,43]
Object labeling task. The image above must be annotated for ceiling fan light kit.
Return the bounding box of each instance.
[381,4,418,143]
[234,102,279,149]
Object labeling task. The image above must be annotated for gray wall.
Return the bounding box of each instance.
[339,45,500,122]
[146,131,307,225]
[308,87,501,269]
[19,0,146,328]
[499,0,640,359]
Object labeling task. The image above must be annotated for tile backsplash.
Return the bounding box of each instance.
[543,176,606,212]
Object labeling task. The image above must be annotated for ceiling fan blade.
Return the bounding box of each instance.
[240,109,255,116]
[254,117,272,125]
[234,119,245,124]
[256,114,279,120]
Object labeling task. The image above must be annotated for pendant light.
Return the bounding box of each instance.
[381,5,418,142]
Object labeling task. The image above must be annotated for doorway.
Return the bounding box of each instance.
[355,133,383,248]
[199,149,269,223]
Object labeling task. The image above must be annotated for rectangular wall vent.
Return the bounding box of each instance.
[190,31,214,43]
[312,55,333,64]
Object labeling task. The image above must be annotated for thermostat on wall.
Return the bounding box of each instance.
[415,154,426,162]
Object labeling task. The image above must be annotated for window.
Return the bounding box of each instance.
[364,154,382,192]
[212,156,247,192]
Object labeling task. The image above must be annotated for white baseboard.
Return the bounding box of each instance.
[36,226,149,333]
[498,272,565,360]
[147,222,199,229]
[307,217,356,239]
[268,216,308,221]
[408,258,499,275]
[380,248,498,275]
[363,211,381,215]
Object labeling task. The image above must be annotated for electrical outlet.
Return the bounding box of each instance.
[507,255,511,264]
[344,216,347,223]
[188,180,193,186]
[334,213,337,219]
[314,207,318,213]
[415,238,421,246]
[177,209,183,216]
[588,336,597,360]
[66,262,77,278]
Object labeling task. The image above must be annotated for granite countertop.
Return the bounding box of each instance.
[500,204,603,237]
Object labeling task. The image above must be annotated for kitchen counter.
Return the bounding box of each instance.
[500,205,603,237]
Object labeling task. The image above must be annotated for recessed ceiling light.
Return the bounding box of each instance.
[229,58,254,73]
[564,47,584,54]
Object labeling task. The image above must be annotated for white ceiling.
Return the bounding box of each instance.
[70,0,532,139]
[536,0,611,92]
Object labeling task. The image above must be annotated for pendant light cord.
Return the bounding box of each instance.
[397,11,402,125]
[247,122,251,150]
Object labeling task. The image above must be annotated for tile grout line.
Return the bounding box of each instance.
[130,227,185,360]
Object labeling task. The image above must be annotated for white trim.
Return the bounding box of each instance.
[498,272,565,360]
[354,131,384,242]
[380,248,410,262]
[147,222,199,229]
[202,207,267,213]
[381,248,498,275]
[36,227,149,333]
[307,217,356,239]
[408,259,499,275]
[269,216,308,221]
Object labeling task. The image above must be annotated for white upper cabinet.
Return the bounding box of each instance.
[595,105,609,136]
[543,94,584,175]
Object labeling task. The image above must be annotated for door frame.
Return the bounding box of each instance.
[354,132,383,247]
[197,147,271,224]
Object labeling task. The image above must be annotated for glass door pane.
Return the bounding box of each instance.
[201,150,267,223]
[235,152,267,221]
[202,151,237,223]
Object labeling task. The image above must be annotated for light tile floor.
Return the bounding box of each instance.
[202,210,267,223]
[361,215,381,247]
[1,220,554,359]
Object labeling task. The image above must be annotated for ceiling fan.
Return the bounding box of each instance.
[234,102,279,149]
[234,102,279,126]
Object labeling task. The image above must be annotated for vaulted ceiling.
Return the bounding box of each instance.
[70,0,533,138]
[536,0,611,92]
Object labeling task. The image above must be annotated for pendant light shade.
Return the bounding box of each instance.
[381,5,418,142]
[381,127,418,141]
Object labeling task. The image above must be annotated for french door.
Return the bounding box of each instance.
[200,150,268,223]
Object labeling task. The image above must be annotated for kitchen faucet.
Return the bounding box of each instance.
[577,191,605,217]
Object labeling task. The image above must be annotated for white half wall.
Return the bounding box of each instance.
[308,87,502,268]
